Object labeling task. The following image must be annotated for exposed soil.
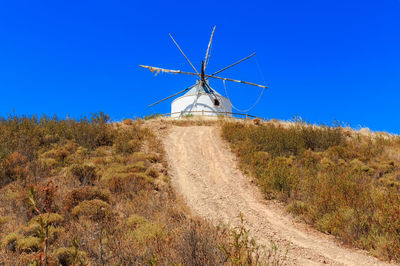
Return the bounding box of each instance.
[163,125,393,266]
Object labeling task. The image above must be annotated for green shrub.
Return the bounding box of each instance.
[53,240,87,266]
[29,213,64,226]
[126,214,149,228]
[1,232,23,251]
[16,236,41,252]
[126,214,164,243]
[72,199,112,222]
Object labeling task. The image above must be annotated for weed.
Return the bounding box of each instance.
[219,213,287,265]
[122,118,134,125]
[221,120,400,262]
[144,113,162,120]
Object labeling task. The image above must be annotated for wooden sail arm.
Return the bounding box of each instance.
[209,53,256,77]
[169,34,199,74]
[148,83,198,107]
[204,26,216,70]
[205,74,268,89]
[139,65,200,77]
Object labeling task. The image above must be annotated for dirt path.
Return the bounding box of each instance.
[163,125,392,266]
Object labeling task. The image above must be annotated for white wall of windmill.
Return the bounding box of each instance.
[171,92,232,117]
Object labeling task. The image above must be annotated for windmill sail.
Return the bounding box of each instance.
[169,33,199,74]
[205,74,268,89]
[139,65,199,77]
[148,83,198,107]
[140,26,267,117]
[204,26,216,70]
[210,53,256,77]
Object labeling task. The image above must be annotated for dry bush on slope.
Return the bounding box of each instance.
[0,114,215,264]
[0,114,281,265]
[222,120,400,262]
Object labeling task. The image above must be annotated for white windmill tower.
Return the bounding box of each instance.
[140,26,268,117]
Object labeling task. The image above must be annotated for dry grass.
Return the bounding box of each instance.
[0,114,281,265]
[221,120,400,262]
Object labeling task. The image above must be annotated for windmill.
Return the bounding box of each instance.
[140,26,268,117]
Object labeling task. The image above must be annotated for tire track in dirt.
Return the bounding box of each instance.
[163,125,392,266]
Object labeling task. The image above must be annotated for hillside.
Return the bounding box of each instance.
[0,114,271,265]
[220,119,400,263]
[163,122,395,265]
[1,114,399,265]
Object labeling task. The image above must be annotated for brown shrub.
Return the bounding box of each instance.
[174,219,226,265]
[64,187,111,211]
[145,168,159,178]
[221,120,400,262]
[1,152,29,183]
[113,127,145,154]
[106,173,154,194]
[69,164,97,186]
[25,182,59,217]
[122,119,133,125]
[72,199,112,222]
[53,246,87,266]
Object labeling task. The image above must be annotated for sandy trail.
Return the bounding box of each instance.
[163,125,392,266]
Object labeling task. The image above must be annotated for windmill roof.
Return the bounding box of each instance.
[183,82,223,97]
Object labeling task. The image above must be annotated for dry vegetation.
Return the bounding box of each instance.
[221,119,400,262]
[0,113,282,265]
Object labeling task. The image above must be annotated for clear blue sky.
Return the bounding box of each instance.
[0,0,399,133]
